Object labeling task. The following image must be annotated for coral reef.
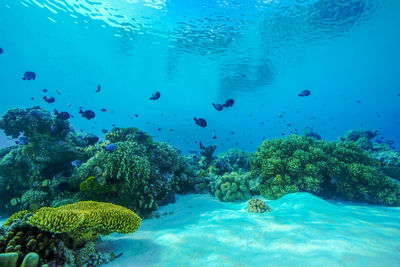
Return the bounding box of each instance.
[212,149,252,175]
[105,127,154,151]
[211,172,252,202]
[0,107,89,213]
[340,129,379,150]
[247,198,271,213]
[200,144,217,168]
[252,135,400,205]
[0,204,127,267]
[21,201,141,240]
[72,141,157,216]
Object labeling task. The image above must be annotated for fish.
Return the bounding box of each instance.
[223,99,234,108]
[135,114,139,117]
[0,47,3,54]
[30,97,34,100]
[105,143,117,152]
[71,160,83,167]
[101,108,107,112]
[150,91,161,100]
[43,96,55,103]
[55,89,61,95]
[298,90,311,97]
[22,71,36,80]
[102,129,108,133]
[54,109,70,120]
[96,84,101,93]
[15,136,29,145]
[158,128,161,131]
[79,108,95,120]
[194,117,207,127]
[212,129,217,139]
[212,103,223,111]
[42,88,48,93]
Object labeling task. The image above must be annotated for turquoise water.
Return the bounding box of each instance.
[1,0,400,266]
[1,0,400,152]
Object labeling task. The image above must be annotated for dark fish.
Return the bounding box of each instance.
[96,84,101,93]
[30,97,34,100]
[43,96,55,103]
[298,90,311,97]
[0,47,3,54]
[54,109,70,120]
[212,103,223,111]
[135,114,139,117]
[194,117,207,127]
[101,108,107,112]
[105,143,117,152]
[223,99,234,108]
[15,136,29,145]
[102,129,108,133]
[79,108,95,120]
[150,91,161,100]
[158,128,161,131]
[22,71,36,80]
[42,88,48,93]
[71,160,82,167]
[212,129,217,139]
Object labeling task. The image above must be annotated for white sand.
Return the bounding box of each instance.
[103,193,400,267]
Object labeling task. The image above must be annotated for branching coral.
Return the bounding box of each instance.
[213,149,251,175]
[105,127,153,150]
[73,141,157,216]
[150,142,183,174]
[252,135,400,205]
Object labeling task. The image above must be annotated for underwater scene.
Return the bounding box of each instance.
[1,0,400,266]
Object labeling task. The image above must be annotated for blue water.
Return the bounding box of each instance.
[1,0,400,153]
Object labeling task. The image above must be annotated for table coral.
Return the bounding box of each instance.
[8,201,141,241]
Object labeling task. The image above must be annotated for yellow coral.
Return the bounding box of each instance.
[20,201,141,240]
[4,210,30,226]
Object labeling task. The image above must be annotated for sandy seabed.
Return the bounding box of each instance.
[101,193,400,267]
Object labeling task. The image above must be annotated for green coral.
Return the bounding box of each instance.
[21,189,49,211]
[73,141,156,216]
[212,172,251,202]
[150,142,183,174]
[212,149,252,175]
[252,135,400,205]
[248,198,271,213]
[105,127,153,151]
